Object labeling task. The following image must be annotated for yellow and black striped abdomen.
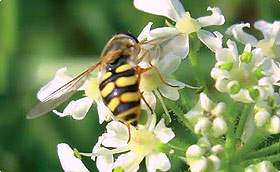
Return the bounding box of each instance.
[99,63,141,126]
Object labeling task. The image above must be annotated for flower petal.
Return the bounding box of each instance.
[96,154,114,172]
[226,23,258,45]
[210,67,230,80]
[114,152,141,172]
[154,118,175,143]
[157,55,181,75]
[230,88,254,103]
[57,143,90,172]
[199,92,213,112]
[158,34,189,60]
[53,97,93,120]
[158,78,183,100]
[37,67,73,101]
[138,22,153,41]
[254,20,280,40]
[197,7,225,27]
[102,121,129,148]
[70,97,93,120]
[149,27,189,60]
[133,0,185,21]
[97,99,115,124]
[197,30,223,52]
[141,91,157,111]
[146,152,171,172]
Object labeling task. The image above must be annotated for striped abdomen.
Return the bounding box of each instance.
[99,63,141,126]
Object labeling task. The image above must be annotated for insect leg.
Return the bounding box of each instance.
[140,65,179,88]
[125,122,131,143]
[135,66,153,115]
[139,90,153,115]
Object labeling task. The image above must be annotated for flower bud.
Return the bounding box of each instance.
[245,161,279,172]
[212,117,228,137]
[267,116,280,134]
[197,137,211,151]
[195,118,211,136]
[254,110,270,127]
[211,145,224,157]
[189,158,208,172]
[208,155,221,171]
[186,145,205,157]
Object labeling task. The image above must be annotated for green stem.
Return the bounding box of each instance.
[235,104,252,140]
[225,101,240,155]
[233,130,268,162]
[180,89,192,111]
[244,141,280,159]
[188,34,208,93]
[164,98,194,133]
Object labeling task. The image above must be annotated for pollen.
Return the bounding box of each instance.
[128,130,159,156]
[175,12,201,34]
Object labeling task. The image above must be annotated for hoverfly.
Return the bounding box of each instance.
[27,32,179,132]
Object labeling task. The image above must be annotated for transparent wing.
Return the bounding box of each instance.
[136,33,182,63]
[27,63,100,119]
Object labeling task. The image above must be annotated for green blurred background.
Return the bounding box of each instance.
[0,0,279,171]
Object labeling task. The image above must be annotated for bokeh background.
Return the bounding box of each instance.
[0,0,279,171]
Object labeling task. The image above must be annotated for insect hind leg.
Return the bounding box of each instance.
[139,90,153,115]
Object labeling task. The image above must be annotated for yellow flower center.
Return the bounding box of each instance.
[128,130,159,156]
[256,38,280,59]
[175,12,201,34]
[85,78,101,100]
[139,69,161,91]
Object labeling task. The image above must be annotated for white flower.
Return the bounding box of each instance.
[91,115,175,172]
[245,161,279,172]
[134,0,225,53]
[226,21,280,60]
[185,93,227,138]
[37,67,113,123]
[137,22,188,120]
[57,143,89,172]
[210,40,275,103]
[186,137,223,172]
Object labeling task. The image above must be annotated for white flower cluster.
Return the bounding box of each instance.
[32,0,280,171]
[58,115,175,172]
[91,115,174,172]
[185,93,227,138]
[254,92,280,134]
[211,40,278,103]
[186,137,224,172]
